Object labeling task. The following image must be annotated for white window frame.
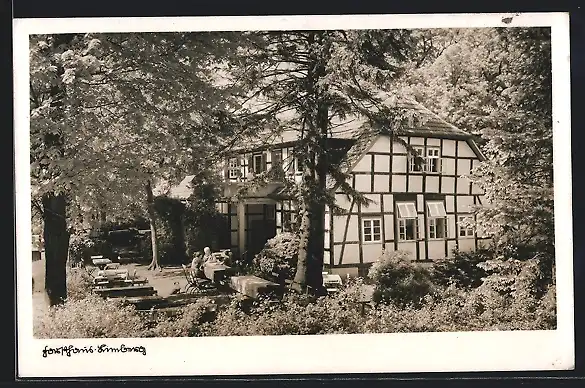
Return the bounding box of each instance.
[396,202,418,242]
[408,146,426,173]
[362,218,382,243]
[458,215,475,238]
[228,158,240,179]
[427,201,447,240]
[426,147,441,173]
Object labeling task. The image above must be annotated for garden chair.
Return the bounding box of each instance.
[181,264,215,294]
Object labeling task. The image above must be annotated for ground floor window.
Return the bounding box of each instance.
[397,202,418,241]
[362,218,382,243]
[428,217,447,239]
[427,201,447,239]
[458,215,475,237]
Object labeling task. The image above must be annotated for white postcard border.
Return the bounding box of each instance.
[14,12,574,377]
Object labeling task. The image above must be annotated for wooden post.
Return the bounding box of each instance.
[237,201,246,258]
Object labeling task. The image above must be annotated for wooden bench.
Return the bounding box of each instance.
[91,257,112,269]
[95,285,157,298]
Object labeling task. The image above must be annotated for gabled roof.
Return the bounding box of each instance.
[168,175,196,200]
[228,95,473,154]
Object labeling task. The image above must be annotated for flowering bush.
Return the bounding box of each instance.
[252,233,300,283]
[368,250,438,307]
[34,294,145,338]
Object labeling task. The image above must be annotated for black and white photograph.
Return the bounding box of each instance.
[14,13,574,377]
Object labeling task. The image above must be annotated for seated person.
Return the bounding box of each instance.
[202,246,222,265]
[191,252,205,278]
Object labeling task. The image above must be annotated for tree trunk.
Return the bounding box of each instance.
[293,201,311,292]
[145,180,161,271]
[292,142,328,296]
[42,193,69,306]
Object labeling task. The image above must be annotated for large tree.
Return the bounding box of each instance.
[30,32,249,304]
[228,30,428,294]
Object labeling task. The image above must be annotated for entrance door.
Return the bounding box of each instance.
[246,204,277,259]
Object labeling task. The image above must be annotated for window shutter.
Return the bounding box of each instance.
[397,202,417,218]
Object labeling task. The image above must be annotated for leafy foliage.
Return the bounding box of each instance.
[37,253,556,338]
[143,298,216,337]
[153,197,189,265]
[252,232,300,283]
[430,249,492,289]
[65,267,95,301]
[67,232,96,266]
[34,294,145,338]
[181,180,229,255]
[401,28,554,287]
[368,250,438,307]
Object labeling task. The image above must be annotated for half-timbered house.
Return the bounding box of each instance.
[209,98,490,277]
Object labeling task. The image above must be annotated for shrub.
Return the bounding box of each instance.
[252,233,300,283]
[154,196,189,265]
[34,294,145,338]
[534,284,557,329]
[201,291,366,336]
[144,298,216,337]
[368,250,438,307]
[66,267,95,301]
[430,249,492,289]
[68,232,96,266]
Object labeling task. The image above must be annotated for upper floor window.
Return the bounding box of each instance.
[396,202,418,241]
[409,146,425,173]
[458,215,475,238]
[408,146,441,173]
[227,158,240,179]
[362,218,382,243]
[426,147,441,173]
[252,153,265,174]
[271,150,283,170]
[427,201,447,239]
